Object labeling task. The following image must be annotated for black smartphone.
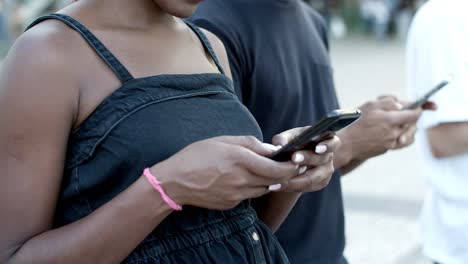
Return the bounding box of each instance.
[404,79,451,110]
[271,109,362,162]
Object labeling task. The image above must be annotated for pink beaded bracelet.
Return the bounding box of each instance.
[143,168,183,211]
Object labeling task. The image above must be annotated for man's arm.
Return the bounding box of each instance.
[337,159,366,175]
[252,193,301,232]
[427,122,468,158]
[332,98,423,175]
[308,9,426,176]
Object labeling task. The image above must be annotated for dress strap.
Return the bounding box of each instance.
[185,22,226,75]
[26,14,134,83]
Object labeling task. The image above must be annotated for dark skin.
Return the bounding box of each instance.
[335,98,437,174]
[257,98,437,231]
[0,0,340,263]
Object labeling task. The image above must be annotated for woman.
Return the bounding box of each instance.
[0,0,339,263]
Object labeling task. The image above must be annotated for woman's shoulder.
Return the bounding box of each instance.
[198,28,225,57]
[6,16,87,90]
[18,18,83,67]
[0,19,81,118]
[198,28,232,79]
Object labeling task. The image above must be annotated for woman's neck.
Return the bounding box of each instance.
[71,0,176,31]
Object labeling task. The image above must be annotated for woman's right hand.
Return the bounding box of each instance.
[150,136,300,210]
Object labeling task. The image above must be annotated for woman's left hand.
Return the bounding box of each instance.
[270,127,341,192]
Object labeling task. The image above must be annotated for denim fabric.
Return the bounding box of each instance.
[26,14,289,263]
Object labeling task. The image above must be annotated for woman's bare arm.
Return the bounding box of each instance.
[0,29,173,264]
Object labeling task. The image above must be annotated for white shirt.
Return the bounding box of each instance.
[407,0,468,263]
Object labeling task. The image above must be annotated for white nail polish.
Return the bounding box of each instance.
[299,166,308,175]
[293,153,305,163]
[315,145,327,154]
[268,184,282,191]
[400,135,407,144]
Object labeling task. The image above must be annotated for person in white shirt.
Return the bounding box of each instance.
[407,1,468,263]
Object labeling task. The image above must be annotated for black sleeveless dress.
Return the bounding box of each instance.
[27,14,290,263]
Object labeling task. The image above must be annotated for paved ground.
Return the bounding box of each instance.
[330,37,431,264]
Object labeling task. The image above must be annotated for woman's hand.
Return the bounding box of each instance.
[271,127,341,192]
[151,136,300,210]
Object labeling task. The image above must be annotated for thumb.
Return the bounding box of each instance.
[272,127,308,147]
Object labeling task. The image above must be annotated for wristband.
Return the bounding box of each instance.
[143,168,183,211]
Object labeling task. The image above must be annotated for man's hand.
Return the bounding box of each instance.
[336,97,435,170]
[392,98,437,150]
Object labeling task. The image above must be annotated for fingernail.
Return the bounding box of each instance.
[262,143,281,152]
[315,145,327,154]
[268,184,282,192]
[293,153,305,163]
[399,135,407,144]
[395,102,404,110]
[298,166,308,175]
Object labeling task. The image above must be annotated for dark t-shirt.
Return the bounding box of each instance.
[191,1,346,263]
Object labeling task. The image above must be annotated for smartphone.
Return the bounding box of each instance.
[271,109,362,162]
[404,79,451,110]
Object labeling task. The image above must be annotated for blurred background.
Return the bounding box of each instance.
[0,0,431,263]
[0,0,427,52]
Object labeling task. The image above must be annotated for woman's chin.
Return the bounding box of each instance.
[153,0,202,18]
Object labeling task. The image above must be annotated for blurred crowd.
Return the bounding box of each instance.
[308,0,427,40]
[359,0,426,40]
[0,0,428,47]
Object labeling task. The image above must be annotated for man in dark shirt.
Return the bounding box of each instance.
[190,1,428,263]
